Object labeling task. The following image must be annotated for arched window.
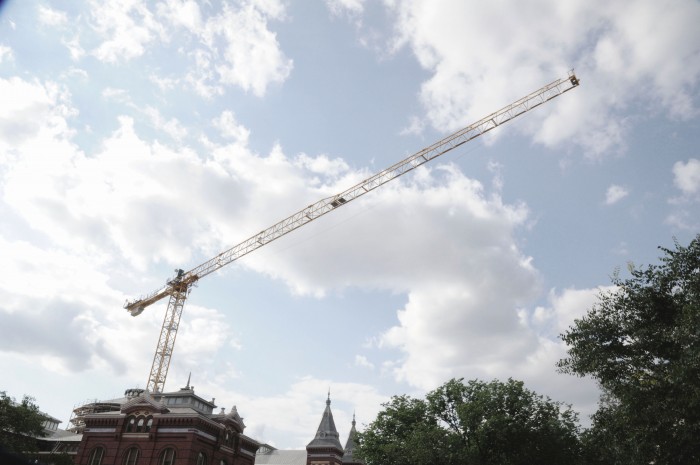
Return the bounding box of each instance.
[145,417,153,432]
[196,451,207,465]
[88,446,105,465]
[136,417,145,432]
[159,447,176,465]
[123,447,139,465]
[126,416,136,432]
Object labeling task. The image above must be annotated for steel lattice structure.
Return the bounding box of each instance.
[126,71,580,393]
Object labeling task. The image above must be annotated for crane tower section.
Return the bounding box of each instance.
[126,71,580,394]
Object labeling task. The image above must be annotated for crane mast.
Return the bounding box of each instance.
[126,71,580,393]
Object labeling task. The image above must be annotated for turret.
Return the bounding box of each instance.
[306,393,344,465]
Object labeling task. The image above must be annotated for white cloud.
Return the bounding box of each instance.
[0,44,14,63]
[37,5,68,27]
[380,283,605,420]
[102,86,131,102]
[63,36,85,61]
[59,0,292,96]
[149,73,178,92]
[673,158,700,195]
[142,106,188,141]
[605,184,629,205]
[213,110,251,144]
[0,75,549,400]
[326,0,365,17]
[157,0,203,32]
[667,158,700,230]
[399,115,425,136]
[354,355,375,370]
[385,0,700,156]
[200,376,386,448]
[0,76,237,378]
[89,0,166,63]
[201,1,293,96]
[0,77,76,157]
[295,153,349,178]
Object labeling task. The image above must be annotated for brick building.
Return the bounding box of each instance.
[74,383,259,465]
[66,381,362,465]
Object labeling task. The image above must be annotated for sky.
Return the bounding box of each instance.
[1,0,699,450]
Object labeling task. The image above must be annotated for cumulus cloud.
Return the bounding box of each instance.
[667,158,700,229]
[142,106,188,141]
[156,0,203,32]
[0,72,558,406]
[200,1,293,96]
[200,376,386,448]
[0,76,237,382]
[673,158,700,196]
[605,184,629,205]
[213,110,251,144]
[381,282,605,419]
[89,0,165,63]
[77,0,291,96]
[0,77,76,155]
[382,0,700,156]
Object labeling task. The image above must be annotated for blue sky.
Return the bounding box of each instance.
[1,0,699,449]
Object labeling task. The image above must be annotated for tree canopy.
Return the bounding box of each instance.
[0,391,47,456]
[355,378,581,465]
[559,234,700,464]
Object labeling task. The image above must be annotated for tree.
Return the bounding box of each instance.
[355,378,582,465]
[559,235,700,464]
[354,394,458,465]
[0,392,47,457]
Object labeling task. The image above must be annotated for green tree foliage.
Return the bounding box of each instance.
[355,378,581,465]
[354,394,456,465]
[559,235,700,464]
[0,391,47,456]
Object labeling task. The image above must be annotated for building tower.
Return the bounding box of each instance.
[343,413,364,465]
[342,413,363,464]
[306,393,344,465]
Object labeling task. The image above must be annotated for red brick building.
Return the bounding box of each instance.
[74,384,259,465]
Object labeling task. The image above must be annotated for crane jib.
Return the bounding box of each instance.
[125,71,580,393]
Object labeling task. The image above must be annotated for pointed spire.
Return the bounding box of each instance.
[186,372,191,389]
[307,392,342,452]
[343,412,363,464]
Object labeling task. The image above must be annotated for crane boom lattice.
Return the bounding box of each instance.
[126,72,580,394]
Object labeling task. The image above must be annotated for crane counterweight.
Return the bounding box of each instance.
[127,71,580,393]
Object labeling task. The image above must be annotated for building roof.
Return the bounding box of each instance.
[254,450,307,465]
[40,431,83,443]
[306,393,343,451]
[342,413,362,463]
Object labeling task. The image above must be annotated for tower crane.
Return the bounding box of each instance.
[125,71,580,393]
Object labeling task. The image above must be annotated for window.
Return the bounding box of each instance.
[123,447,139,465]
[88,447,105,465]
[159,447,176,465]
[126,416,136,432]
[196,451,207,465]
[145,417,153,432]
[220,460,228,465]
[136,417,145,432]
